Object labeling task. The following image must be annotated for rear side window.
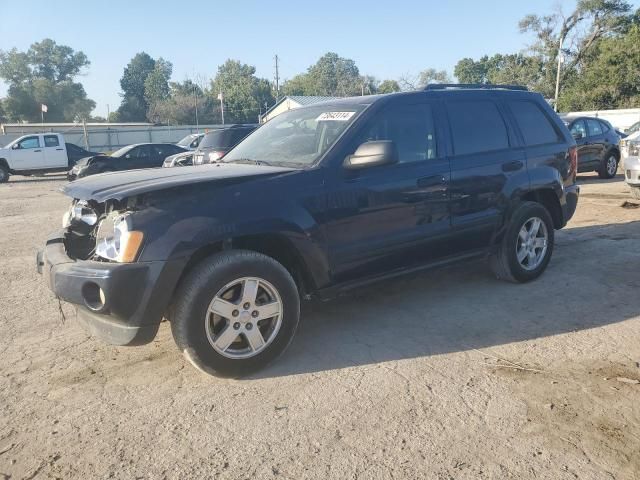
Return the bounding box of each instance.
[508,101,560,146]
[44,135,60,147]
[446,101,508,155]
[599,120,610,132]
[586,119,603,136]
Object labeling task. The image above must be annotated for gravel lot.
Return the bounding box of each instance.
[0,172,639,479]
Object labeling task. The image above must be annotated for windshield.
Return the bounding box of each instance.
[628,121,640,135]
[110,145,136,158]
[177,134,197,147]
[223,105,366,166]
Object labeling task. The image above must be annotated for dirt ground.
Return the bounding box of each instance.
[0,171,639,480]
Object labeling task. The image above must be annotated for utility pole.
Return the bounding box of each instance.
[106,104,110,122]
[274,54,280,102]
[553,34,565,112]
[218,91,225,125]
[194,84,199,131]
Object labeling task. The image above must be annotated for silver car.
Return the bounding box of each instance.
[622,131,640,199]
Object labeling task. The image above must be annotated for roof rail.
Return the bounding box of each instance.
[424,83,528,91]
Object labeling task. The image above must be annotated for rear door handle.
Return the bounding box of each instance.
[56,148,64,151]
[417,175,446,187]
[502,160,524,172]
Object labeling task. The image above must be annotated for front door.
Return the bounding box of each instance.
[570,119,597,170]
[326,101,451,283]
[10,135,44,170]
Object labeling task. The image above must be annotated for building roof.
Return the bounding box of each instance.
[286,96,342,106]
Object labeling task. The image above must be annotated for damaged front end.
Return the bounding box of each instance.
[62,196,145,264]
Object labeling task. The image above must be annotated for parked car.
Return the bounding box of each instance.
[0,133,99,183]
[192,125,258,165]
[562,116,621,178]
[176,133,204,151]
[38,85,579,377]
[621,130,640,199]
[162,150,194,168]
[624,120,640,136]
[68,143,188,180]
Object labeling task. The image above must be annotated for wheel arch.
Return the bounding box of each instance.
[520,188,563,230]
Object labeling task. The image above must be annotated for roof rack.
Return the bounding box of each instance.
[424,83,528,91]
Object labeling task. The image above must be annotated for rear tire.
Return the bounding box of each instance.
[170,250,300,377]
[0,164,9,183]
[599,153,618,179]
[630,186,640,200]
[489,202,555,283]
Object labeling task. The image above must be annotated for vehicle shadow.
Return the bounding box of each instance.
[576,172,624,184]
[256,219,640,378]
[8,174,67,184]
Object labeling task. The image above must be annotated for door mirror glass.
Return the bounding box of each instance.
[572,132,584,140]
[343,141,398,170]
[12,143,20,150]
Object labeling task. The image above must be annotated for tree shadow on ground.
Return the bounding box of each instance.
[256,219,640,378]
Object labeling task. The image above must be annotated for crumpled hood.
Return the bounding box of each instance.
[74,154,107,167]
[63,163,296,202]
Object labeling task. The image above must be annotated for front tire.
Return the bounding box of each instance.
[0,165,9,183]
[170,250,300,377]
[599,153,618,179]
[489,202,555,283]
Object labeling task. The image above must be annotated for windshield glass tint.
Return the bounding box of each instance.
[177,135,196,146]
[223,105,365,166]
[110,145,136,157]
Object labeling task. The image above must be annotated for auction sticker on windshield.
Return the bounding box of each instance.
[316,112,355,121]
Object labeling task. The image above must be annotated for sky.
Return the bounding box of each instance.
[0,0,628,118]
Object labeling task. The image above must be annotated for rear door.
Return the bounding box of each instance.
[43,135,67,168]
[326,100,451,282]
[445,96,525,251]
[585,118,607,164]
[10,135,44,170]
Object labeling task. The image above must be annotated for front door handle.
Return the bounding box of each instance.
[417,175,446,187]
[502,160,524,172]
[34,149,42,152]
[56,148,64,151]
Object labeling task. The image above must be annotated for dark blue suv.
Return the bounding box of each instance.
[38,85,579,377]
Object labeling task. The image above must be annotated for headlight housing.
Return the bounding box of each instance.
[629,142,640,157]
[62,201,98,228]
[95,212,144,263]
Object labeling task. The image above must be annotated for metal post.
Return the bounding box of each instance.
[554,34,564,112]
[194,84,199,132]
[82,119,90,150]
[219,91,225,125]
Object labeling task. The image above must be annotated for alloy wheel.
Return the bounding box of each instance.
[516,217,549,271]
[205,277,283,359]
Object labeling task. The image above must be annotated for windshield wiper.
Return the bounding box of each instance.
[225,158,272,166]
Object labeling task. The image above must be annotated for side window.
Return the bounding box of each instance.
[18,136,41,149]
[44,135,60,147]
[507,101,560,146]
[446,101,509,155]
[586,119,603,136]
[570,120,587,139]
[230,128,252,145]
[599,120,610,133]
[354,103,438,163]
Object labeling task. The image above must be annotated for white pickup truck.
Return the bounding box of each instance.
[0,133,98,183]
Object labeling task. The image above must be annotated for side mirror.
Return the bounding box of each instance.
[11,143,20,150]
[572,132,584,140]
[344,140,398,170]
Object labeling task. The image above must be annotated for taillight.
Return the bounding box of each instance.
[568,145,577,177]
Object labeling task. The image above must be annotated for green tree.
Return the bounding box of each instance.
[152,80,217,125]
[116,52,156,121]
[454,54,546,92]
[0,39,95,122]
[282,52,363,96]
[377,79,401,94]
[144,58,173,122]
[209,60,274,123]
[559,24,640,110]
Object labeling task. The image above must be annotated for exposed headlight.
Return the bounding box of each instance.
[629,142,640,157]
[62,201,98,228]
[95,212,144,263]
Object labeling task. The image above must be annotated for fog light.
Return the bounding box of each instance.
[82,282,106,311]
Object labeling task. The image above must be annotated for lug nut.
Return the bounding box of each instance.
[243,302,251,310]
[233,322,241,330]
[232,310,239,317]
[251,310,259,318]
[246,323,253,330]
